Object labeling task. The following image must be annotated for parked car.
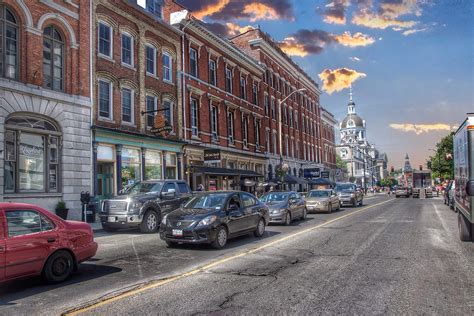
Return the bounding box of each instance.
[305,189,341,213]
[0,203,98,284]
[259,191,307,225]
[395,187,410,198]
[160,191,269,249]
[335,183,364,207]
[100,180,193,233]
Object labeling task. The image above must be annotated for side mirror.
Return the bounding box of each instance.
[467,181,474,196]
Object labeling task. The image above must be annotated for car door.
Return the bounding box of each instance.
[288,193,301,218]
[160,182,180,214]
[177,182,193,206]
[4,209,59,280]
[0,210,6,281]
[226,194,246,234]
[240,193,260,230]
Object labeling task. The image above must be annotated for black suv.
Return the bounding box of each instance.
[100,180,193,233]
[335,182,364,207]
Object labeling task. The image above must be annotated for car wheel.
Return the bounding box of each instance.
[254,218,266,237]
[212,226,228,249]
[284,212,292,226]
[139,210,159,233]
[42,250,74,284]
[301,208,307,220]
[166,241,178,248]
[458,212,472,242]
[102,224,118,232]
[328,203,332,213]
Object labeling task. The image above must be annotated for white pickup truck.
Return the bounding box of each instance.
[454,113,474,241]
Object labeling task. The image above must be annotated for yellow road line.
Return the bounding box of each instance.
[64,198,394,316]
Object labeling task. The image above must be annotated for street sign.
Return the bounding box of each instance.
[204,149,221,163]
[321,171,330,179]
[304,168,320,179]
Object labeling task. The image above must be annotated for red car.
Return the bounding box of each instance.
[0,203,98,284]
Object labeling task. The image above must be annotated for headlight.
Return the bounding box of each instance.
[129,201,143,213]
[161,214,168,225]
[196,215,217,227]
[271,209,283,215]
[350,193,355,198]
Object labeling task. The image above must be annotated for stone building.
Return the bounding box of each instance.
[232,29,323,188]
[171,13,266,191]
[91,0,185,200]
[0,0,92,218]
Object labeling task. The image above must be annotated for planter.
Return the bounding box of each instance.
[56,208,69,220]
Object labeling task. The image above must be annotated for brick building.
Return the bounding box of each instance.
[321,106,337,176]
[232,29,324,188]
[0,0,92,218]
[91,0,186,200]
[171,13,266,191]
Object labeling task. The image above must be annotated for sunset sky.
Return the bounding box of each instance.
[178,0,473,169]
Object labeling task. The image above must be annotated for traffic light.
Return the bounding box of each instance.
[427,161,432,169]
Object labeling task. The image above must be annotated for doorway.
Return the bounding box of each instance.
[97,162,114,200]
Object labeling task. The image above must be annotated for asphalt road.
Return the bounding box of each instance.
[1,195,473,315]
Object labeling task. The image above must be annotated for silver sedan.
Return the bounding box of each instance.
[305,189,341,213]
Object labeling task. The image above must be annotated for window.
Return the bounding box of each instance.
[146,0,163,18]
[4,115,61,194]
[178,183,190,193]
[225,67,232,93]
[189,48,197,77]
[121,147,141,187]
[269,71,274,87]
[211,105,218,141]
[6,210,53,237]
[146,95,157,128]
[283,105,287,125]
[242,117,248,148]
[165,153,177,179]
[98,80,112,119]
[265,130,270,153]
[43,26,64,91]
[241,193,257,207]
[209,59,216,86]
[264,94,269,116]
[255,120,261,148]
[146,45,156,75]
[190,98,198,136]
[162,52,172,82]
[145,150,162,180]
[271,98,276,119]
[295,111,299,130]
[121,33,133,66]
[121,88,133,124]
[163,100,173,131]
[98,22,112,57]
[289,109,293,128]
[0,6,18,80]
[227,111,234,144]
[252,83,258,105]
[240,76,246,100]
[285,136,289,156]
[272,131,277,154]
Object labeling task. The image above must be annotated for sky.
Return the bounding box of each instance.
[177,0,473,169]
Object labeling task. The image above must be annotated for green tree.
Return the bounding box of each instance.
[427,132,454,180]
[336,154,347,172]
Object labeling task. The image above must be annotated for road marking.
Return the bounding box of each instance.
[63,198,394,316]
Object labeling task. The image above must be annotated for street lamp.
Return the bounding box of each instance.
[277,88,307,189]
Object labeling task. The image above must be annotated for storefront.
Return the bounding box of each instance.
[93,127,184,200]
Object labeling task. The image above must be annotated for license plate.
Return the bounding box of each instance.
[172,229,183,237]
[108,216,116,222]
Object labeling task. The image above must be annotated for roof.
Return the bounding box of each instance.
[341,114,364,128]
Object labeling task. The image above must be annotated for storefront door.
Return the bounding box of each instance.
[97,162,114,200]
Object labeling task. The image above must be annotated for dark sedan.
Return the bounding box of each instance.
[160,191,269,249]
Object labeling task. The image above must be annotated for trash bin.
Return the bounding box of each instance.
[86,202,97,223]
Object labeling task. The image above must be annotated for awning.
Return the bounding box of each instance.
[271,174,308,185]
[191,166,263,178]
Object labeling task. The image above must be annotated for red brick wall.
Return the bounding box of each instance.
[4,0,90,97]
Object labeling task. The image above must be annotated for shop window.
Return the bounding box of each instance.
[121,147,141,187]
[121,33,133,67]
[165,153,177,179]
[43,25,64,91]
[146,45,156,75]
[4,115,61,194]
[98,22,112,58]
[0,5,18,80]
[162,52,172,82]
[145,150,162,180]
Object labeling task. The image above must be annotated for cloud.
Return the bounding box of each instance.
[349,56,361,61]
[322,0,351,25]
[402,27,428,36]
[379,0,422,19]
[205,22,254,37]
[318,68,367,94]
[179,0,294,21]
[351,10,417,29]
[279,29,375,57]
[334,31,375,47]
[389,123,454,135]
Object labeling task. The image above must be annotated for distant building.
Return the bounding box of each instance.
[321,107,337,178]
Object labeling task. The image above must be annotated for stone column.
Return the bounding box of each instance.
[116,144,123,192]
[162,150,167,179]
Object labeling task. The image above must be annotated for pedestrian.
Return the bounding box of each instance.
[196,184,205,191]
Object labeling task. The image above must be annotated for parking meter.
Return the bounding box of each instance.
[80,191,91,221]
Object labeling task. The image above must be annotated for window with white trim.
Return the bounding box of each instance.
[252,82,258,105]
[272,131,277,154]
[255,120,260,148]
[227,111,234,144]
[121,33,133,66]
[264,94,269,116]
[211,105,218,141]
[0,6,18,80]
[189,48,198,77]
[225,67,232,93]
[265,129,270,153]
[121,88,133,124]
[240,76,246,100]
[98,80,112,119]
[242,116,248,148]
[146,0,163,18]
[271,97,276,119]
[162,52,172,82]
[98,22,112,58]
[190,98,198,136]
[209,59,216,86]
[145,45,156,75]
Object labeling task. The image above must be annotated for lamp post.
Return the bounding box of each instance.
[277,88,307,189]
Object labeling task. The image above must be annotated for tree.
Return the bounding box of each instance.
[427,132,454,180]
[336,154,347,172]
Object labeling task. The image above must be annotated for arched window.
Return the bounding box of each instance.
[43,25,64,91]
[4,115,61,193]
[0,5,18,80]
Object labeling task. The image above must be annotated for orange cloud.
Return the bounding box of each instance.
[324,15,346,25]
[389,123,455,135]
[242,3,281,22]
[192,0,230,20]
[334,32,375,47]
[322,0,350,25]
[280,37,311,57]
[225,23,254,36]
[352,11,417,29]
[380,0,422,19]
[318,68,367,94]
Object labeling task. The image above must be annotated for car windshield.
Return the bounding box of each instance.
[125,182,163,194]
[259,192,289,203]
[335,184,355,192]
[184,193,229,210]
[308,191,330,197]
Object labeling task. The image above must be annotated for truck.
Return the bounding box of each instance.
[411,170,433,198]
[454,113,474,241]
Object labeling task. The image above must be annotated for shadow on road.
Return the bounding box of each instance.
[0,263,122,305]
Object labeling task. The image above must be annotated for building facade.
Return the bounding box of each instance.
[0,0,92,218]
[321,107,337,178]
[232,29,324,187]
[171,13,266,191]
[92,0,185,200]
